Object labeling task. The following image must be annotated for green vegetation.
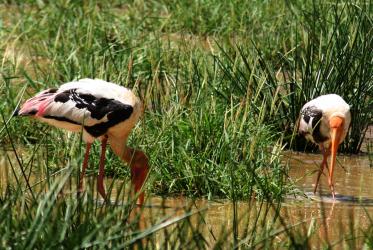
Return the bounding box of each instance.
[0,0,372,248]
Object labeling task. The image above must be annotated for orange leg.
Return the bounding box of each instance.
[97,136,108,200]
[314,146,330,194]
[78,143,92,193]
[328,116,344,199]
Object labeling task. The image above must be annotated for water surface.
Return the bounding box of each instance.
[1,149,372,248]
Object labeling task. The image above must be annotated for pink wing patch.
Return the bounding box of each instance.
[19,90,57,116]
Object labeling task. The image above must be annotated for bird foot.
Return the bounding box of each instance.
[328,181,336,200]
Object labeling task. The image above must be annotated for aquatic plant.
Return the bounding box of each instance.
[212,0,372,153]
[0,0,372,248]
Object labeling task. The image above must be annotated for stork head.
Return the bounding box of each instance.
[298,105,327,144]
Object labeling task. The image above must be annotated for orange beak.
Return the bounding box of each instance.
[328,116,344,198]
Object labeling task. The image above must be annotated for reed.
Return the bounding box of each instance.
[0,0,372,248]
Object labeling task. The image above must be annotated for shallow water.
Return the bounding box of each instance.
[1,149,372,248]
[89,152,373,248]
[283,152,373,247]
[286,151,373,201]
[132,152,373,248]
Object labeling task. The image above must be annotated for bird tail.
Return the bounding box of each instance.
[17,90,56,117]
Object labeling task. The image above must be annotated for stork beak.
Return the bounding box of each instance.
[328,116,344,199]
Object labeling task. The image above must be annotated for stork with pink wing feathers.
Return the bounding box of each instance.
[16,78,149,205]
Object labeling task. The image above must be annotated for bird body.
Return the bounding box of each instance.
[299,94,351,146]
[17,78,149,204]
[18,78,142,143]
[298,94,351,198]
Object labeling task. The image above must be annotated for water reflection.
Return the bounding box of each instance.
[1,150,373,248]
[286,151,373,202]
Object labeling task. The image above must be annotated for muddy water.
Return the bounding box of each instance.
[1,150,372,248]
[133,152,372,248]
[76,153,373,247]
[283,152,373,247]
[287,152,373,200]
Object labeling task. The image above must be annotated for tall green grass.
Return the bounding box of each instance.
[0,0,291,200]
[211,0,372,153]
[0,0,372,248]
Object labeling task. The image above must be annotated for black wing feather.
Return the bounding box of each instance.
[49,89,133,137]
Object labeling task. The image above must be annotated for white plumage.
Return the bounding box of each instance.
[17,78,149,204]
[299,94,351,147]
[298,94,351,199]
[24,79,142,142]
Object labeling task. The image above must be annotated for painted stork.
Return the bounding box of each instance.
[15,78,149,205]
[298,94,351,199]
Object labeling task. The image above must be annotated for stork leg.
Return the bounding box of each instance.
[78,142,92,193]
[124,148,149,206]
[313,146,329,194]
[328,116,344,199]
[97,135,108,200]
